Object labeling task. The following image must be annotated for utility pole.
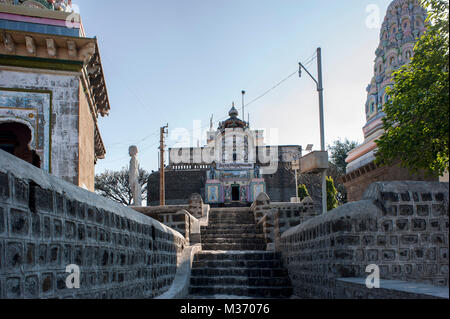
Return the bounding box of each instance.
[159,124,168,206]
[292,159,300,203]
[241,90,246,118]
[317,48,327,216]
[299,47,327,215]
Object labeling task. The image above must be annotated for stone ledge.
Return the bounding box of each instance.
[336,277,449,299]
[156,244,202,299]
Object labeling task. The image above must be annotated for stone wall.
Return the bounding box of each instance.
[335,278,448,299]
[0,70,81,186]
[147,170,207,206]
[132,206,200,245]
[251,192,317,250]
[260,164,297,203]
[279,181,449,299]
[77,85,95,190]
[342,162,437,202]
[0,149,186,299]
[147,163,298,206]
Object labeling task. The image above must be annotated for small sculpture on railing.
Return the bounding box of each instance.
[129,145,142,207]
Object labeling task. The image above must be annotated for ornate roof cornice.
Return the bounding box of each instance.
[0,29,110,117]
[0,28,110,158]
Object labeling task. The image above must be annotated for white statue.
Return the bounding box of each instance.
[129,145,142,206]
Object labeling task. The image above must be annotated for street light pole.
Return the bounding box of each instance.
[317,48,327,216]
[299,47,327,215]
[159,124,168,206]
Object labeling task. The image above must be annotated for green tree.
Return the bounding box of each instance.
[327,138,359,205]
[326,176,339,211]
[376,0,449,177]
[95,167,149,205]
[328,139,359,175]
[297,184,310,201]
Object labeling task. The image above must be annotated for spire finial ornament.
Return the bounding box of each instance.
[229,103,239,118]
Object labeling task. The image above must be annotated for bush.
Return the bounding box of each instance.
[297,184,310,201]
[326,176,339,211]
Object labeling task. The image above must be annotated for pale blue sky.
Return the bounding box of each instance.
[75,0,393,174]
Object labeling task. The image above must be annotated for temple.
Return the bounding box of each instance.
[0,0,109,190]
[342,0,437,201]
[147,105,301,206]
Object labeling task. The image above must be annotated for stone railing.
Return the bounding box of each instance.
[279,181,449,299]
[132,206,200,245]
[251,192,317,250]
[0,150,186,299]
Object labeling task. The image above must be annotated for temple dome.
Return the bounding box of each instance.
[229,104,239,118]
[219,103,248,130]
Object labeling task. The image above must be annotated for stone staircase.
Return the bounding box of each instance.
[189,208,293,298]
[201,208,266,251]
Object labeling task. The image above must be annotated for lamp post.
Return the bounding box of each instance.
[299,47,327,215]
[292,159,300,202]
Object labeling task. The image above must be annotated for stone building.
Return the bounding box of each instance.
[342,0,436,201]
[148,105,301,206]
[0,0,109,191]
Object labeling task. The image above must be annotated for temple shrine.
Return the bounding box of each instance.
[148,105,301,206]
[0,0,110,190]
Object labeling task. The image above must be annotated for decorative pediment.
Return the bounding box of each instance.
[21,0,52,10]
[0,0,72,11]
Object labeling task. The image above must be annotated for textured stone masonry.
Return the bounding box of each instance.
[132,206,200,245]
[0,149,186,299]
[279,181,449,299]
[251,192,316,250]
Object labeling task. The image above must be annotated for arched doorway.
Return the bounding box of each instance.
[0,122,41,168]
[231,184,240,201]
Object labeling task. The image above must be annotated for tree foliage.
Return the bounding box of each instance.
[376,0,449,177]
[95,167,149,206]
[328,139,359,175]
[326,176,339,211]
[325,139,359,205]
[297,184,310,201]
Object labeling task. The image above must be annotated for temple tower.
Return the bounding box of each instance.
[343,0,436,201]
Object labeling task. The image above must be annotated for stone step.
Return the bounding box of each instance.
[190,276,290,287]
[207,220,255,225]
[201,238,265,244]
[194,251,281,260]
[202,224,261,231]
[202,243,267,251]
[191,267,289,277]
[208,212,254,218]
[201,235,265,241]
[209,212,253,217]
[188,286,292,298]
[192,259,282,269]
[202,229,262,235]
[209,207,253,214]
[202,229,263,234]
[201,234,265,240]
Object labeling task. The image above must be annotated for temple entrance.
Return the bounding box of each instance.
[231,185,240,201]
[0,122,41,168]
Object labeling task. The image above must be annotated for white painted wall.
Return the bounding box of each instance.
[0,68,80,184]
